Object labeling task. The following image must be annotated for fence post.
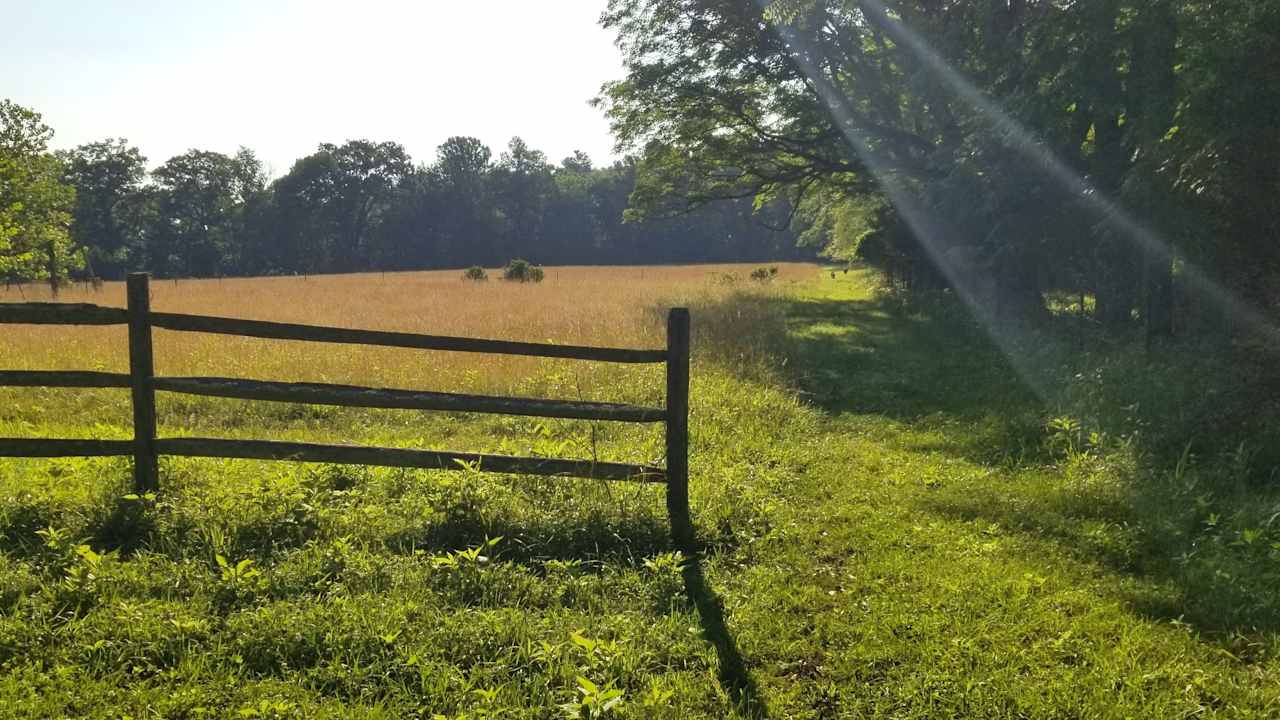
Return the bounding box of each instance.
[665,307,692,548]
[126,273,159,493]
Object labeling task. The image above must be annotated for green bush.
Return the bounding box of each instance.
[462,266,488,281]
[502,259,544,283]
[749,266,778,282]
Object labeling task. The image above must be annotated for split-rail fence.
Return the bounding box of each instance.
[0,273,693,543]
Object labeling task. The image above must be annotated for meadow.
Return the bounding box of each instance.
[1,264,1278,718]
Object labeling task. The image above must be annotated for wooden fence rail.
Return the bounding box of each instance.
[0,273,692,542]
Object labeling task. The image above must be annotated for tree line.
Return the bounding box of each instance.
[0,99,808,286]
[601,0,1280,340]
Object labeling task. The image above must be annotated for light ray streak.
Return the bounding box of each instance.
[763,9,1058,400]
[852,0,1277,345]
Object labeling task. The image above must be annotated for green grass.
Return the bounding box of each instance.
[2,269,1278,718]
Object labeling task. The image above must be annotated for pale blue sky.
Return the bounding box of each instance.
[4,1,624,175]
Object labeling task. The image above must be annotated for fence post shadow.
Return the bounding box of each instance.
[680,539,770,719]
[665,305,766,716]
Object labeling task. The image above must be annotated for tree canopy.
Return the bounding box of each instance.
[600,0,1280,336]
[0,100,808,284]
[0,100,81,290]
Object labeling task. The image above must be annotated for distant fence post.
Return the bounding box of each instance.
[665,307,692,548]
[126,273,159,493]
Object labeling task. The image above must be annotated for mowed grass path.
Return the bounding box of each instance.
[1,267,1277,717]
[715,275,1279,718]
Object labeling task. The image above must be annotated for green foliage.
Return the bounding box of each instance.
[147,148,267,277]
[58,138,147,278]
[797,191,886,262]
[641,551,686,608]
[16,114,812,281]
[502,258,544,283]
[274,140,411,274]
[462,265,488,281]
[0,99,83,288]
[560,676,625,718]
[601,0,1280,332]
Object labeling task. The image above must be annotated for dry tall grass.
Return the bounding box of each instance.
[2,264,815,399]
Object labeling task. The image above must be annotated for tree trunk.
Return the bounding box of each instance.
[1094,253,1137,329]
[1144,253,1174,349]
[994,255,1049,327]
[1132,0,1179,342]
[1083,0,1138,331]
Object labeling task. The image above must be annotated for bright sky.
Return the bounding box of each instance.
[4,1,624,176]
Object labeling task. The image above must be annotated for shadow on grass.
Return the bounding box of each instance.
[388,511,676,565]
[681,550,770,719]
[776,292,1043,422]
[768,281,1280,637]
[915,483,1280,635]
[1,470,773,710]
[400,504,770,715]
[0,471,154,560]
[414,502,769,714]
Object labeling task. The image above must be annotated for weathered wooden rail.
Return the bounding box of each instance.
[0,273,693,543]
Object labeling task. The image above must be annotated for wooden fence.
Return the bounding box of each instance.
[0,273,693,543]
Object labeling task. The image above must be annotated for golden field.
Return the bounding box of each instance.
[2,263,815,449]
[1,264,815,391]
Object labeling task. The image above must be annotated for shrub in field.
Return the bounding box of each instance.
[462,265,489,281]
[503,258,544,283]
[750,266,778,282]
